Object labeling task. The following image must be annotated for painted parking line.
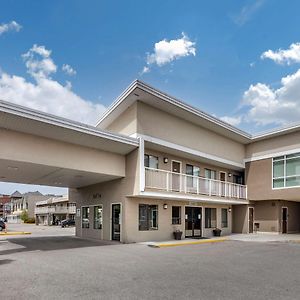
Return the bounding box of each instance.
[0,231,31,236]
[149,238,228,248]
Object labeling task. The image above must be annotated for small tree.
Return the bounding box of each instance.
[20,210,29,222]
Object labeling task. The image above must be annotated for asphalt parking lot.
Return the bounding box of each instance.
[1,228,300,300]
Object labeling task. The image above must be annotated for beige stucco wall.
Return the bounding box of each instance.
[253,201,279,232]
[246,159,300,201]
[232,205,248,233]
[124,198,232,243]
[0,128,125,177]
[136,102,245,165]
[74,148,140,242]
[246,131,300,160]
[105,102,138,136]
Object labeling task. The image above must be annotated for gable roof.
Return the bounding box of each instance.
[97,80,300,144]
[11,190,23,198]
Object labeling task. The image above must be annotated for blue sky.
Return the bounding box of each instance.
[1,0,300,194]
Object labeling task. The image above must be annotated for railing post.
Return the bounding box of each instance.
[197,177,199,194]
[209,180,212,196]
[166,172,169,192]
[184,175,187,193]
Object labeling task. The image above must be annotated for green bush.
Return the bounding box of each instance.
[20,210,29,222]
[24,218,35,224]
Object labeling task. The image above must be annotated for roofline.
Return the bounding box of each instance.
[0,99,139,147]
[96,79,252,140]
[97,79,300,143]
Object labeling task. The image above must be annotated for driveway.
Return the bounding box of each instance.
[0,234,300,299]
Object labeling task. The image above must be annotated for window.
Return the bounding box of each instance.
[205,169,216,180]
[139,204,158,230]
[221,208,228,228]
[233,174,243,185]
[205,208,217,228]
[186,164,200,189]
[172,206,181,224]
[94,205,103,229]
[82,206,90,228]
[273,153,300,188]
[144,154,159,169]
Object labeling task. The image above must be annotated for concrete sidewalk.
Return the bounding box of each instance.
[228,233,300,243]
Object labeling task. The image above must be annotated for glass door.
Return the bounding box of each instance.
[112,204,121,241]
[185,207,202,238]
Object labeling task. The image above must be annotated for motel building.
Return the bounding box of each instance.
[0,80,300,242]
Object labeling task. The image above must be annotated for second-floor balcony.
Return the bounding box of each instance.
[145,167,247,201]
[35,205,76,215]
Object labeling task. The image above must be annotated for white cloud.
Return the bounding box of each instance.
[0,20,22,35]
[142,33,196,73]
[242,69,300,125]
[220,116,242,126]
[232,0,265,26]
[62,64,77,76]
[261,42,300,65]
[0,44,106,125]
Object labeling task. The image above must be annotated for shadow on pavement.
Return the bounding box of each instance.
[0,259,14,265]
[0,236,120,256]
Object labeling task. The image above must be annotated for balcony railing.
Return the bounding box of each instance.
[35,205,76,215]
[145,167,247,200]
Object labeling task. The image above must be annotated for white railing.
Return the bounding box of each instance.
[145,167,247,200]
[35,205,76,215]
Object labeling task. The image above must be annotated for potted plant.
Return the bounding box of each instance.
[213,228,222,237]
[173,227,183,240]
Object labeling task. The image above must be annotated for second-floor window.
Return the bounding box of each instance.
[186,164,200,188]
[144,154,159,169]
[273,153,300,188]
[205,169,216,180]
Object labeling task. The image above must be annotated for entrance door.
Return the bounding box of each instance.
[172,161,181,192]
[282,207,288,234]
[185,207,202,238]
[248,207,254,233]
[111,204,121,241]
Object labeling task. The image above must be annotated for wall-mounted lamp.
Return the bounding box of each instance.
[228,208,232,213]
[228,173,232,178]
[163,157,168,164]
[163,203,168,209]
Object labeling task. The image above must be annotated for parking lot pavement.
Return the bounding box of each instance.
[1,236,300,300]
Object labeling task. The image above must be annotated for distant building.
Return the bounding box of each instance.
[7,191,51,223]
[35,195,75,225]
[0,194,11,218]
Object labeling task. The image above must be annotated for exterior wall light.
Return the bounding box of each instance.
[228,208,232,213]
[163,204,168,209]
[163,157,168,163]
[228,173,232,177]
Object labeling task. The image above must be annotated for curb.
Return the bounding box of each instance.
[148,238,228,248]
[0,232,31,236]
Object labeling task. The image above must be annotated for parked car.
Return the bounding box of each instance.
[0,220,6,231]
[61,219,75,228]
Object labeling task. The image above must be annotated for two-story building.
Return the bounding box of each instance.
[35,195,76,225]
[72,80,300,243]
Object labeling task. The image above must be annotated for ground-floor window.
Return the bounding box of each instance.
[94,205,103,229]
[139,204,158,231]
[172,206,181,224]
[82,206,90,228]
[221,208,228,228]
[205,208,217,228]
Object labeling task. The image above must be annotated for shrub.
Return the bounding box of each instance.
[24,218,35,224]
[20,210,29,222]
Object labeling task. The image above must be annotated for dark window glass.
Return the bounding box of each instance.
[94,206,102,229]
[221,208,228,228]
[144,154,159,169]
[82,206,90,228]
[139,204,158,230]
[172,206,181,224]
[205,208,217,228]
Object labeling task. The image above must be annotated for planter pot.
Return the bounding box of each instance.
[213,229,221,237]
[173,231,182,240]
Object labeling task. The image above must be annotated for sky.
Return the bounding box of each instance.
[1,0,300,194]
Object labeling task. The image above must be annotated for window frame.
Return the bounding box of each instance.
[93,205,103,230]
[144,154,159,169]
[81,206,90,229]
[138,204,158,231]
[205,207,217,228]
[272,153,300,189]
[172,206,181,225]
[221,208,228,228]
